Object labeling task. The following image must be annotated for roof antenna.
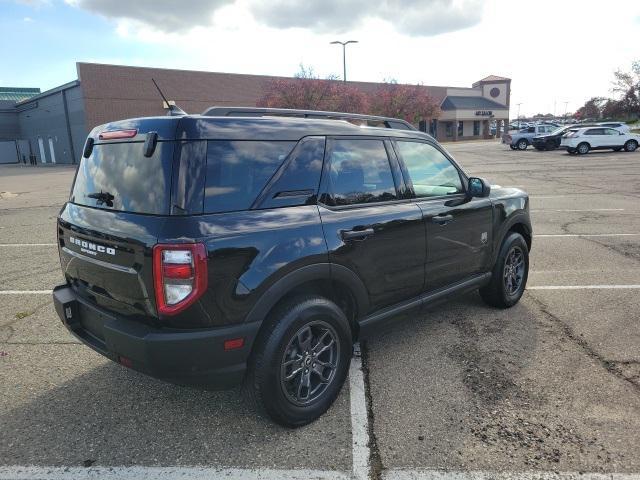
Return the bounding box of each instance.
[152,78,186,116]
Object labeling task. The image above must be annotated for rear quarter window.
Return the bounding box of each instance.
[204,140,296,213]
[71,141,173,215]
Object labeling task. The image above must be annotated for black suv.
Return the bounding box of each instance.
[53,107,532,427]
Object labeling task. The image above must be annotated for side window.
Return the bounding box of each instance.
[585,128,603,135]
[328,139,397,206]
[204,140,296,213]
[606,128,620,135]
[395,141,463,198]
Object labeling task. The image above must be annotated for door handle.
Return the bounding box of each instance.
[341,228,375,241]
[431,214,453,225]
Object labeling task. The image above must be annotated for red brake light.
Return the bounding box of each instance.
[99,129,138,140]
[153,243,208,316]
[223,338,245,351]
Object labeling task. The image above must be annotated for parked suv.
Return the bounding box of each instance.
[53,107,532,427]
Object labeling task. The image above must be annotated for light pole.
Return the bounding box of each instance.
[330,40,358,82]
[516,103,523,129]
[563,101,569,123]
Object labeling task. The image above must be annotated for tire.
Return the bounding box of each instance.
[479,232,529,308]
[624,140,638,152]
[517,139,528,150]
[509,145,517,150]
[576,142,590,155]
[245,295,352,427]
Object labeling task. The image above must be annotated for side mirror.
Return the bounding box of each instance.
[468,177,491,198]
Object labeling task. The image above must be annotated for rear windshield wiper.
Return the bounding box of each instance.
[87,191,114,207]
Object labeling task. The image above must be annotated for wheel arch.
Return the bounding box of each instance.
[492,214,532,265]
[244,263,369,340]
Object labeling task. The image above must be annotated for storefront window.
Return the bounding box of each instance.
[458,121,463,137]
[445,122,453,137]
[474,121,480,136]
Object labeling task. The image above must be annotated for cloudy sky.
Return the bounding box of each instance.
[2,0,639,116]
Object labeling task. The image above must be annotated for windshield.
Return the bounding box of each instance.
[550,126,568,135]
[70,141,174,215]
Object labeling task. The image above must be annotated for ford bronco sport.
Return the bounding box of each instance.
[53,107,532,427]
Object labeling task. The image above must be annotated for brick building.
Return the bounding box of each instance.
[0,63,510,165]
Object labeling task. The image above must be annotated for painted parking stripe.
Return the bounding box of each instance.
[0,466,350,480]
[0,243,56,246]
[530,208,625,212]
[528,285,640,290]
[535,233,640,238]
[349,343,370,480]
[0,290,53,294]
[383,469,640,480]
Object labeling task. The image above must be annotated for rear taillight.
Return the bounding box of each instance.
[153,243,208,316]
[98,129,138,140]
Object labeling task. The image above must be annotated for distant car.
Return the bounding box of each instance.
[597,122,631,133]
[561,127,639,154]
[502,124,559,150]
[531,124,596,151]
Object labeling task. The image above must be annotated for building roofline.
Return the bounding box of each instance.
[14,80,80,106]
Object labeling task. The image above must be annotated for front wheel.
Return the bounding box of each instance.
[624,140,638,152]
[517,139,528,150]
[245,295,352,427]
[479,232,529,308]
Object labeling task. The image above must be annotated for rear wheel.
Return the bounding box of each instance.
[509,145,517,150]
[624,140,638,152]
[576,142,590,155]
[245,295,352,427]
[517,139,528,150]
[480,232,529,308]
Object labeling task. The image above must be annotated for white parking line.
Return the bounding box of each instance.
[528,285,640,290]
[535,233,640,238]
[0,243,56,247]
[349,343,370,480]
[0,466,350,480]
[531,208,625,212]
[0,290,52,294]
[383,469,640,480]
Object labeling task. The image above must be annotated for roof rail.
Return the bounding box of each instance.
[201,106,417,131]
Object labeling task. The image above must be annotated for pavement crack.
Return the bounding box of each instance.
[360,341,383,480]
[528,293,640,393]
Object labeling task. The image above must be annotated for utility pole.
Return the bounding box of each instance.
[330,40,358,82]
[563,101,569,123]
[516,103,523,129]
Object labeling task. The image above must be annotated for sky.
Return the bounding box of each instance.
[1,0,639,117]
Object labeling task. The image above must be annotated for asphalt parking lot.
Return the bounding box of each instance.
[1,142,639,480]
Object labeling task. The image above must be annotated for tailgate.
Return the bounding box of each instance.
[58,203,164,320]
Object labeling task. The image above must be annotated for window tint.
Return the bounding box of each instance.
[258,137,325,209]
[204,140,295,213]
[585,128,604,135]
[71,141,173,215]
[395,141,463,198]
[328,139,397,206]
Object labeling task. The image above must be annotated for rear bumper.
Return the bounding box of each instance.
[53,284,260,388]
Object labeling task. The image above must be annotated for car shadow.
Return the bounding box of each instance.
[0,353,352,469]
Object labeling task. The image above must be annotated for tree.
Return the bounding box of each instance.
[257,67,440,125]
[257,65,368,113]
[575,97,607,120]
[368,80,441,124]
[610,61,640,118]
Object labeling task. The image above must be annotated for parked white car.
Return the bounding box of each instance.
[561,127,639,154]
[597,122,631,133]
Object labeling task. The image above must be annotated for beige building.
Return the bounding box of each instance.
[433,75,511,141]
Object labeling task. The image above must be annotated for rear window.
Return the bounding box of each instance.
[204,140,296,213]
[71,141,173,215]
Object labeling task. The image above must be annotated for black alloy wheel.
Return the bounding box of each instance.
[503,246,525,296]
[280,321,339,406]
